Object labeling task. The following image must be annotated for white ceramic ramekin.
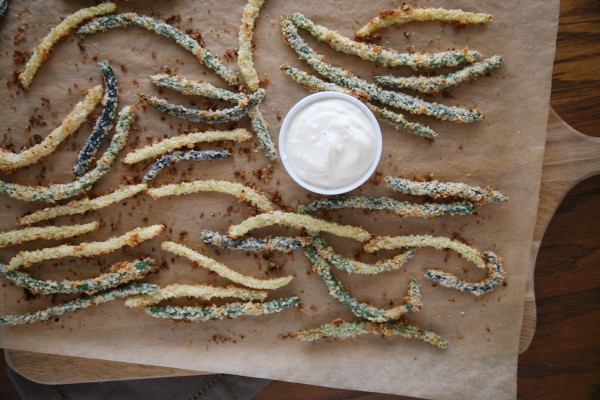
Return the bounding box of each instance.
[279,92,382,195]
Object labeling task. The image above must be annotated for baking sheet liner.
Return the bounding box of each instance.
[0,1,559,399]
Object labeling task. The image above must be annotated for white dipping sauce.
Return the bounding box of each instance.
[283,98,378,189]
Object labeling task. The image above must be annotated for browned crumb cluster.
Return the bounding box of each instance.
[12,50,31,64]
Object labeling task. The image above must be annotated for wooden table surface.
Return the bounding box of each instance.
[2,1,599,399]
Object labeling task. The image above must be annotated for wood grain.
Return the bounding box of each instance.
[5,350,200,384]
[519,109,600,352]
[550,0,600,136]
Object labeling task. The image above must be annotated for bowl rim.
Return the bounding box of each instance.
[278,91,383,196]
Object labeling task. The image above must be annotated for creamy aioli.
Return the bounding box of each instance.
[283,98,378,190]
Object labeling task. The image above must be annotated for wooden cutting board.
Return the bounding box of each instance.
[519,108,600,352]
[6,107,599,384]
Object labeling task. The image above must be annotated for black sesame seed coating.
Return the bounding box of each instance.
[142,150,230,183]
[74,59,118,176]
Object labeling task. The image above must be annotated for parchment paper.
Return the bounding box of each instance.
[0,1,559,399]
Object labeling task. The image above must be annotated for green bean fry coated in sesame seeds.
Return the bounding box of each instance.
[74,59,119,176]
[123,129,250,164]
[228,211,371,242]
[364,235,506,295]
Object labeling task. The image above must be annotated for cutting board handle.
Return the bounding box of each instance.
[519,108,600,353]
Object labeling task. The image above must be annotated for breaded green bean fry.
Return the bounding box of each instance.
[425,251,506,296]
[0,222,99,248]
[290,13,480,69]
[248,107,278,161]
[141,150,230,183]
[149,74,278,161]
[366,104,437,139]
[364,235,485,268]
[150,74,241,102]
[140,89,264,124]
[147,179,274,212]
[20,184,147,225]
[7,224,164,270]
[161,241,293,290]
[125,283,268,308]
[202,229,310,252]
[123,129,250,164]
[0,283,158,325]
[0,105,135,202]
[0,85,103,173]
[238,0,265,91]
[19,2,117,88]
[228,211,371,242]
[281,19,482,123]
[280,64,436,138]
[0,0,9,20]
[298,319,448,349]
[364,235,506,295]
[0,258,157,295]
[375,56,503,95]
[305,247,422,322]
[78,13,237,85]
[74,60,119,176]
[385,176,507,205]
[311,234,414,275]
[298,196,474,218]
[145,296,300,322]
[356,5,492,38]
